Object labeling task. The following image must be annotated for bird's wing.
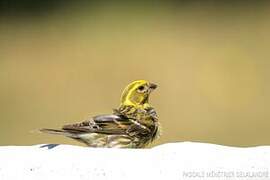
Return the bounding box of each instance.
[62,114,144,135]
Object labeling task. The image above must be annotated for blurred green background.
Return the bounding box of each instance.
[1,1,270,147]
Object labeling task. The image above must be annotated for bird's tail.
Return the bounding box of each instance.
[39,128,76,137]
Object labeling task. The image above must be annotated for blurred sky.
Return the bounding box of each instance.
[1,1,270,147]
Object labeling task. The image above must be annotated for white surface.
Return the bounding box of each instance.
[0,142,270,180]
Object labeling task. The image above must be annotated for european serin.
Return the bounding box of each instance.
[40,80,160,148]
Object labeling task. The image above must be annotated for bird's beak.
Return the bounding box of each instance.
[149,83,158,90]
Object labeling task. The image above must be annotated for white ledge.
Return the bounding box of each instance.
[0,142,270,180]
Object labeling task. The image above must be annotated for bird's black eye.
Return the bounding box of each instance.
[138,86,145,91]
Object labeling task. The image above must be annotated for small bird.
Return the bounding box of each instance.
[40,80,160,148]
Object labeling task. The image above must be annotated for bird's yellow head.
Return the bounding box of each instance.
[120,80,157,108]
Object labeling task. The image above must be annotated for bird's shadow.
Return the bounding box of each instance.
[39,144,60,150]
